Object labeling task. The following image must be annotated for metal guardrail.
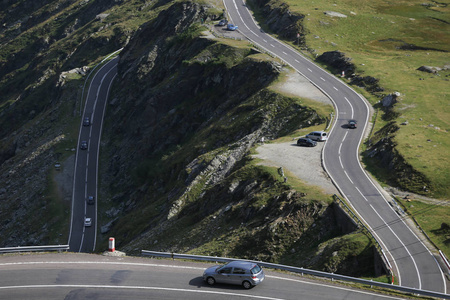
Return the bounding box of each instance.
[142,250,449,299]
[0,245,69,254]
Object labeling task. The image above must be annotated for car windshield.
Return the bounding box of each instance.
[251,265,261,274]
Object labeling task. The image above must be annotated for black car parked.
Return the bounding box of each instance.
[297,138,317,147]
[218,19,228,26]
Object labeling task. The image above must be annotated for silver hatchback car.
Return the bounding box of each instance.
[203,261,265,289]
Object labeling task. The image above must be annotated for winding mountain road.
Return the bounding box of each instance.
[0,253,408,300]
[224,0,447,293]
[68,57,118,253]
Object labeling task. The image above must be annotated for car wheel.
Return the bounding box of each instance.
[242,280,252,289]
[206,277,216,286]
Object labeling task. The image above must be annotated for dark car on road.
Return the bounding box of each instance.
[348,119,357,129]
[218,19,228,26]
[87,196,95,205]
[297,138,317,147]
[203,261,265,289]
[80,140,88,150]
[83,116,90,126]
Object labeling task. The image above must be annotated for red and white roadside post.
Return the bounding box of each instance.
[109,237,115,252]
[341,70,345,77]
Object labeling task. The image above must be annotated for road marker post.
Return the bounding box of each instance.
[109,237,115,252]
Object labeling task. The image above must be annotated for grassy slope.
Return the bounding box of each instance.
[397,197,450,258]
[277,0,450,198]
[270,0,450,255]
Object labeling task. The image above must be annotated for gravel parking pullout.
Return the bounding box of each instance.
[253,141,338,195]
[253,68,339,195]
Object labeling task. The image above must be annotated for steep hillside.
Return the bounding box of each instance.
[96,1,377,276]
[0,0,379,277]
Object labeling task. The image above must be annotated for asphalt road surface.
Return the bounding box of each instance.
[68,57,118,253]
[0,253,409,300]
[223,0,447,293]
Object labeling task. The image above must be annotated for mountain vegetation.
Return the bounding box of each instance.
[2,0,447,279]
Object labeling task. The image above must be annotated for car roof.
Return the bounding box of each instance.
[225,261,257,269]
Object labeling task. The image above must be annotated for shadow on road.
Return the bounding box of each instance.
[188,276,248,290]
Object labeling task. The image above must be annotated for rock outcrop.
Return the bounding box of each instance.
[250,0,306,42]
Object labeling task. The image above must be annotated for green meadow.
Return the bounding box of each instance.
[278,0,450,198]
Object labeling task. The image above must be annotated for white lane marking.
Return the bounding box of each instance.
[307,68,312,72]
[269,275,404,300]
[342,131,348,142]
[370,204,422,290]
[344,97,354,119]
[355,187,369,202]
[282,51,287,55]
[333,86,338,91]
[0,259,405,300]
[0,285,286,300]
[263,39,267,42]
[270,44,275,47]
[320,77,325,81]
[226,1,441,290]
[295,59,299,63]
[338,143,342,155]
[231,0,259,37]
[339,155,344,169]
[343,170,354,184]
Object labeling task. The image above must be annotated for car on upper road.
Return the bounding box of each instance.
[306,131,328,141]
[84,217,92,227]
[83,116,90,126]
[87,196,95,205]
[80,140,88,150]
[297,137,317,147]
[227,24,238,31]
[203,261,265,289]
[348,119,357,129]
[218,19,228,26]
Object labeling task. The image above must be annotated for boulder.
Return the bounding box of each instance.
[324,11,347,18]
[417,66,441,74]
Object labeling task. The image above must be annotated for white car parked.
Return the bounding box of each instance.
[306,131,328,141]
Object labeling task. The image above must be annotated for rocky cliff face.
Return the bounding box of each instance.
[250,0,305,42]
[0,0,377,276]
[96,1,376,276]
